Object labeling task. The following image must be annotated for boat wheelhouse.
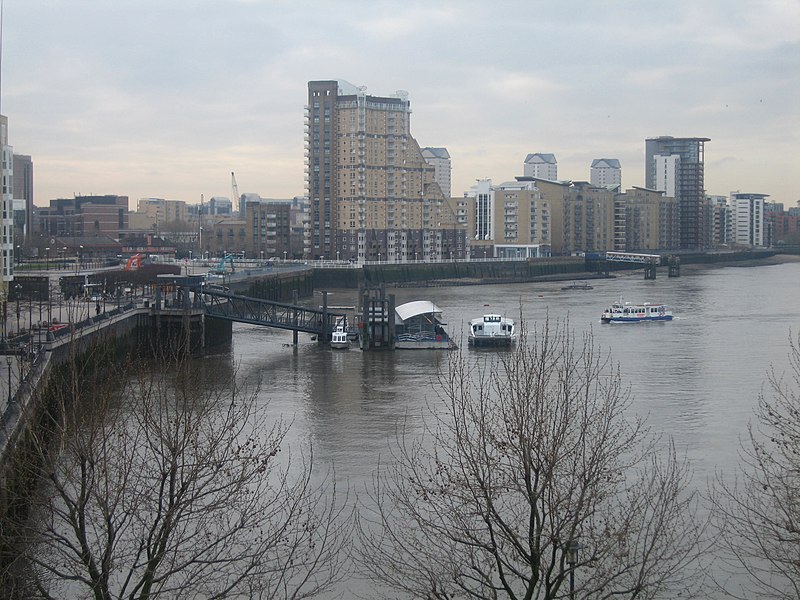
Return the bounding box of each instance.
[468,314,516,347]
[601,300,673,323]
[394,300,455,350]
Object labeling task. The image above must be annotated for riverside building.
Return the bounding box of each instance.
[730,191,767,248]
[645,136,710,250]
[305,80,465,262]
[590,158,622,190]
[523,153,558,181]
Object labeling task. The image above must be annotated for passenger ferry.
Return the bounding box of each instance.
[601,300,673,323]
[468,314,516,347]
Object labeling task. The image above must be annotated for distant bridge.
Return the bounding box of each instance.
[604,251,662,264]
[585,252,679,279]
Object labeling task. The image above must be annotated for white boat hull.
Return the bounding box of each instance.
[468,333,515,347]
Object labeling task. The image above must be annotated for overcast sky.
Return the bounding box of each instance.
[2,0,798,209]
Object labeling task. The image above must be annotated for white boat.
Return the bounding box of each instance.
[468,314,516,347]
[601,299,673,323]
[330,317,350,349]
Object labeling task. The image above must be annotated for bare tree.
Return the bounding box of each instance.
[710,333,800,599]
[8,343,349,599]
[357,319,706,599]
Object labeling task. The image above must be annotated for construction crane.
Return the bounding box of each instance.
[209,254,236,275]
[231,171,240,213]
[123,254,144,271]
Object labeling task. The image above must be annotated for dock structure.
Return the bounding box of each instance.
[358,286,395,351]
[592,251,681,280]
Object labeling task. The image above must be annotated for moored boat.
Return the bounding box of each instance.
[468,314,516,347]
[601,299,673,323]
[561,281,593,291]
[330,317,350,349]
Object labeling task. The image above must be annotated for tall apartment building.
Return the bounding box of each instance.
[730,191,767,247]
[12,153,33,238]
[244,199,293,259]
[645,136,710,250]
[705,194,731,247]
[492,180,551,257]
[306,80,465,262]
[590,158,621,189]
[1,115,13,296]
[523,153,558,181]
[617,187,679,251]
[420,147,452,199]
[517,177,619,256]
[462,179,551,259]
[465,179,493,243]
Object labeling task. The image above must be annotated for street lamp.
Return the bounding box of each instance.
[6,356,11,405]
[45,247,50,271]
[566,540,582,600]
[14,284,21,337]
[283,250,287,262]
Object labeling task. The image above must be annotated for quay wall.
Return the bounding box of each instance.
[0,309,146,552]
[313,257,588,289]
[234,269,315,301]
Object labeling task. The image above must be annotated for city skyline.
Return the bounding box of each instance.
[2,1,798,208]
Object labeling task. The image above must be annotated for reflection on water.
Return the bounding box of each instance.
[223,262,799,595]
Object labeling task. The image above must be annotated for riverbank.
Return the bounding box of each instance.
[681,252,800,272]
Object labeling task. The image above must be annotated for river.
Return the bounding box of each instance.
[195,261,800,596]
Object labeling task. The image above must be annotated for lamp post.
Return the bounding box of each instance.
[14,284,21,337]
[566,540,581,600]
[0,291,5,344]
[28,292,33,342]
[283,250,287,262]
[45,247,50,271]
[6,356,11,405]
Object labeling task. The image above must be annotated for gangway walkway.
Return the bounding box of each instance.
[194,288,345,336]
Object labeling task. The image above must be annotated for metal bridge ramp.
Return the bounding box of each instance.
[198,289,343,336]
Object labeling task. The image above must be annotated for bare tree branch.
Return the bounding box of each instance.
[710,332,800,599]
[357,318,707,600]
[6,341,350,599]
